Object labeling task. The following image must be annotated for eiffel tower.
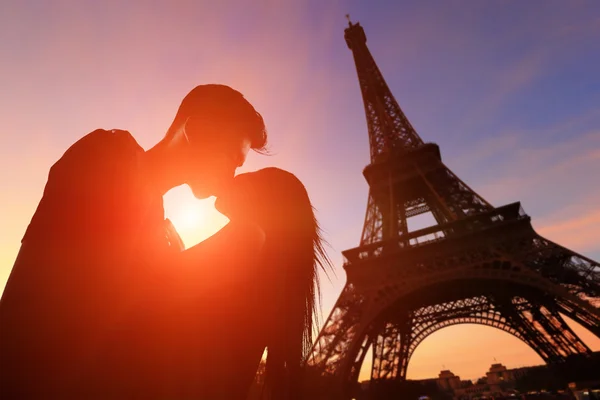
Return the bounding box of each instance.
[305,19,600,399]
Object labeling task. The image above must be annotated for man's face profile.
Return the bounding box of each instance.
[182,116,251,199]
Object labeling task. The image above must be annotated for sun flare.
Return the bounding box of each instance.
[163,186,230,249]
[173,204,205,230]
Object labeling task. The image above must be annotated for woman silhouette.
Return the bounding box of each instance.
[211,167,331,399]
[93,167,331,400]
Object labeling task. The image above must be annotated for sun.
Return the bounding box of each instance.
[175,204,205,230]
[163,186,230,249]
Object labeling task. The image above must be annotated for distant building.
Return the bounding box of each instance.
[426,363,550,400]
[414,369,488,399]
[359,357,599,400]
[485,362,532,389]
[454,382,491,399]
[438,370,462,391]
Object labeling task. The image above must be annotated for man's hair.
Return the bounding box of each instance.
[168,84,268,153]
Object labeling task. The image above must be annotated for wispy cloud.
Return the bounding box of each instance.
[454,10,600,137]
[449,124,600,258]
[538,208,600,253]
[473,130,600,203]
[459,49,548,133]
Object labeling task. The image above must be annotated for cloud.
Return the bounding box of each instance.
[447,131,522,173]
[453,10,600,137]
[555,15,600,39]
[537,208,600,253]
[446,121,600,259]
[457,48,548,134]
[472,130,600,203]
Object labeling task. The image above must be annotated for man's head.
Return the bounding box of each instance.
[165,84,267,198]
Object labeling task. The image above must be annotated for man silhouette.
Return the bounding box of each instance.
[0,84,268,398]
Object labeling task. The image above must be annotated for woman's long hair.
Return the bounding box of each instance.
[223,168,331,400]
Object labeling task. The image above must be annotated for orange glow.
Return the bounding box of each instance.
[170,201,205,231]
[1,0,599,385]
[163,186,230,249]
[538,209,600,253]
[358,317,600,382]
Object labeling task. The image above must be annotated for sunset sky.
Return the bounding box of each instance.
[1,0,600,382]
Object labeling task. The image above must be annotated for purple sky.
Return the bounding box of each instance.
[1,0,599,380]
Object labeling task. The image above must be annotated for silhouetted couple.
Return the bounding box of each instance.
[0,85,330,399]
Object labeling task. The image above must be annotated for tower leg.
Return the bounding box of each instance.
[371,321,401,381]
[555,298,600,337]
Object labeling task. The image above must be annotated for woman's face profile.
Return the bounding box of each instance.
[215,168,302,232]
[214,171,260,221]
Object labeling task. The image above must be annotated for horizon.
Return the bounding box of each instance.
[359,356,560,384]
[1,0,599,382]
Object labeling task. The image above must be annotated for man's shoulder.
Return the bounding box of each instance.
[84,128,140,147]
[64,128,142,157]
[51,128,144,173]
[21,129,152,244]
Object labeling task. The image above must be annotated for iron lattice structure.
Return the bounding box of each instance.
[304,20,600,399]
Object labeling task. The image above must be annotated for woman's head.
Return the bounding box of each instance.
[215,167,331,399]
[216,168,312,233]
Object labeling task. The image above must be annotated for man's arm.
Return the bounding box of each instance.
[148,220,266,300]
